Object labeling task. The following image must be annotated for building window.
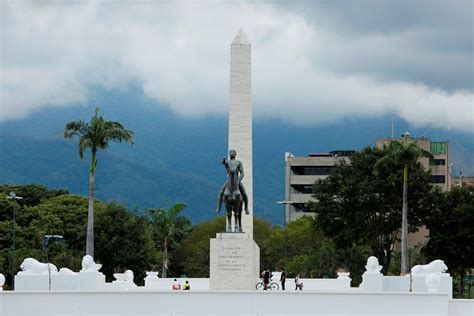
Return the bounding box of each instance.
[430,159,446,166]
[292,203,310,212]
[432,175,446,183]
[291,185,313,194]
[291,166,334,176]
[430,142,448,154]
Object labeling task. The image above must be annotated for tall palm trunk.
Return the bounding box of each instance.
[86,151,97,257]
[162,239,168,278]
[401,165,409,275]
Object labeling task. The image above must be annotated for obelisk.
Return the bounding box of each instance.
[209,29,260,290]
[228,28,253,238]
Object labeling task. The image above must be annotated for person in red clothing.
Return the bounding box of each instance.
[172,278,181,290]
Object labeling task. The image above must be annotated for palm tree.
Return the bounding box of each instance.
[148,202,189,278]
[64,107,134,257]
[374,133,433,275]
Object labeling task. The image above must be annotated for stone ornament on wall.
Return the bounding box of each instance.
[80,255,102,273]
[425,273,441,293]
[411,260,448,276]
[365,256,383,274]
[19,258,58,275]
[113,270,134,283]
[0,273,5,291]
[59,268,77,275]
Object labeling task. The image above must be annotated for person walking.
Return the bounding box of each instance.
[295,273,303,290]
[280,270,286,290]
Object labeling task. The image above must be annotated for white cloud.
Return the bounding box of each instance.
[1,1,472,133]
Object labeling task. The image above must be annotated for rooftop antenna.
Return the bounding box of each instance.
[391,116,394,138]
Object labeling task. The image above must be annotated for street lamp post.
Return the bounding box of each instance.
[276,200,295,271]
[43,235,63,291]
[6,191,23,290]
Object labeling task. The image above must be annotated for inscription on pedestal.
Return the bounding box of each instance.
[218,246,246,271]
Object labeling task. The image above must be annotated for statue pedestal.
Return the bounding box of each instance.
[210,232,260,290]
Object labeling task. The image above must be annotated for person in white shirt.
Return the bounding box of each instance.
[295,274,303,290]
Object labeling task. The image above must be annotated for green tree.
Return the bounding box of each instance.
[64,107,134,257]
[424,186,474,297]
[147,202,190,278]
[0,184,68,207]
[173,217,226,277]
[312,146,434,275]
[95,203,159,285]
[260,216,333,278]
[337,244,372,285]
[27,194,105,273]
[375,135,433,274]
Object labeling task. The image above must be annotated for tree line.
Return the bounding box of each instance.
[0,180,472,297]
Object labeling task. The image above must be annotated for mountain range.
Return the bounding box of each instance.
[1,86,473,224]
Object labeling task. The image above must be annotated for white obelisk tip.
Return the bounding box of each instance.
[232,28,250,45]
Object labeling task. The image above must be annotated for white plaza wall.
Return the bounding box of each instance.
[1,291,471,316]
[448,299,474,316]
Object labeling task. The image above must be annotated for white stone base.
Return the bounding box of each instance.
[383,275,410,292]
[210,233,260,290]
[51,274,78,291]
[15,274,51,291]
[412,274,453,298]
[361,272,383,292]
[76,272,105,291]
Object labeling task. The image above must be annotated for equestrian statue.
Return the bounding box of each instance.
[216,149,249,232]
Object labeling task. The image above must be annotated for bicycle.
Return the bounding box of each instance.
[256,278,279,290]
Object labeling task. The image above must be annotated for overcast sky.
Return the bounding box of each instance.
[1,0,472,133]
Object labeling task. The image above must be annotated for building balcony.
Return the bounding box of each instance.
[290,175,327,185]
[288,193,315,204]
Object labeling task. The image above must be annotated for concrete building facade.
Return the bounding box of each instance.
[284,150,354,223]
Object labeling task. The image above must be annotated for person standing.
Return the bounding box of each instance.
[280,270,286,290]
[263,268,271,290]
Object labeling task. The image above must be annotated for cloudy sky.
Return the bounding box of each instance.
[1,0,473,133]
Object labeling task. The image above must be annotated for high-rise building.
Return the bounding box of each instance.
[284,150,354,223]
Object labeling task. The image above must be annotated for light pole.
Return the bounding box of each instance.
[43,235,63,291]
[6,191,22,290]
[276,201,295,271]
